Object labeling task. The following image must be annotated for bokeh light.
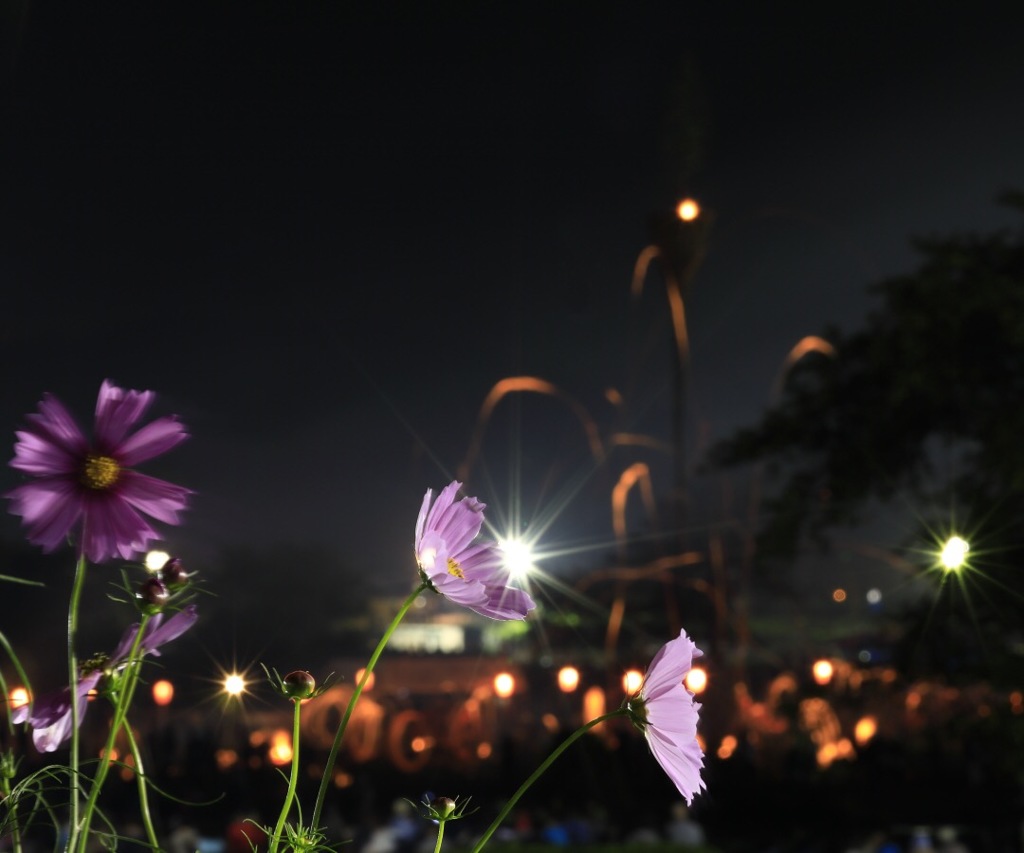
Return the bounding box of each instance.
[854,715,877,745]
[685,666,707,694]
[152,679,174,706]
[493,672,515,698]
[812,659,834,686]
[268,729,293,765]
[676,198,700,221]
[355,668,375,692]
[557,665,580,693]
[583,686,606,725]
[144,550,170,571]
[9,686,29,709]
[622,669,644,695]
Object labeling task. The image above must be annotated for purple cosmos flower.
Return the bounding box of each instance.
[626,629,706,805]
[7,379,191,563]
[13,605,198,753]
[415,481,535,620]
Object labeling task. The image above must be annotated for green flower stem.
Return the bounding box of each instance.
[311,581,428,829]
[269,698,304,853]
[76,614,151,853]
[65,552,88,851]
[0,770,24,853]
[433,819,446,853]
[469,709,628,853]
[121,721,159,850]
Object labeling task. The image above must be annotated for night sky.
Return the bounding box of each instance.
[3,4,1024,649]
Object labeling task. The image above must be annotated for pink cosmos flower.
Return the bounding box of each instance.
[626,629,706,805]
[415,480,535,620]
[7,380,191,563]
[13,605,198,752]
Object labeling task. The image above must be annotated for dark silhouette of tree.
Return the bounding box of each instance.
[709,192,1024,663]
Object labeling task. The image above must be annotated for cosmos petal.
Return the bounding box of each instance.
[24,395,90,456]
[471,584,536,620]
[93,381,156,450]
[6,480,83,552]
[140,604,199,656]
[9,429,81,476]
[646,726,705,805]
[81,496,158,563]
[643,630,700,702]
[116,416,189,466]
[118,471,192,524]
[414,488,433,548]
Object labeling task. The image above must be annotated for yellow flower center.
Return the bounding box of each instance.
[447,557,464,579]
[81,454,121,490]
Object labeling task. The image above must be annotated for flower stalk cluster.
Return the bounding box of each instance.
[3,381,196,853]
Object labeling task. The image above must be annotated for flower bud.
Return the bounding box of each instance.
[139,577,169,609]
[431,797,457,819]
[160,557,189,588]
[282,670,316,700]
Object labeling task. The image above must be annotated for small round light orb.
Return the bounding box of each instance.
[854,715,877,745]
[684,666,708,694]
[223,673,246,696]
[9,686,29,710]
[676,198,700,221]
[832,588,847,603]
[355,668,375,691]
[152,679,174,706]
[812,659,834,685]
[493,672,515,698]
[144,550,170,571]
[557,665,580,693]
[940,535,970,570]
[866,588,882,605]
[622,668,644,695]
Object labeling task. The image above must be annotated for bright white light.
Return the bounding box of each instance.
[866,588,882,605]
[223,673,246,696]
[499,538,534,578]
[940,535,969,570]
[144,550,170,571]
